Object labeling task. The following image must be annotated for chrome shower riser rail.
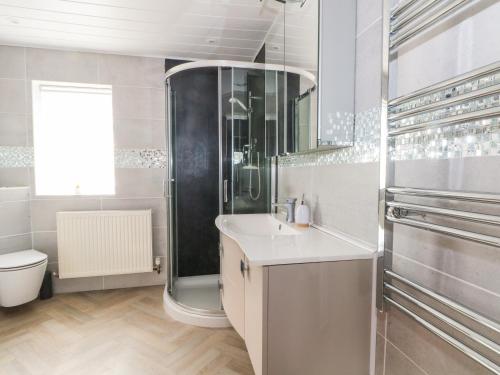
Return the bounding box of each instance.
[384,296,500,374]
[388,108,500,136]
[385,215,500,247]
[389,61,500,107]
[384,283,500,355]
[386,201,500,225]
[386,187,500,204]
[385,270,500,334]
[390,0,472,49]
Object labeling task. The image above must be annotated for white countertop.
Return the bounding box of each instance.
[215,214,376,266]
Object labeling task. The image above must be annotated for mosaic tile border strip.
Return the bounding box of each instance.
[390,117,500,161]
[389,65,500,135]
[390,70,500,116]
[114,149,167,168]
[0,147,167,169]
[279,107,381,167]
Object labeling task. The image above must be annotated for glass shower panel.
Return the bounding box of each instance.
[224,68,271,214]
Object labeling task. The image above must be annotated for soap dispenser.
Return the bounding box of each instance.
[295,194,310,227]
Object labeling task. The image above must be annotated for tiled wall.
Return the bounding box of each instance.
[0,45,167,293]
[277,0,382,246]
[0,187,31,255]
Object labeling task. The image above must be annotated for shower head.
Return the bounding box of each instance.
[229,97,249,112]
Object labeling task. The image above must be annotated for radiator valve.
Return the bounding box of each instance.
[153,257,161,274]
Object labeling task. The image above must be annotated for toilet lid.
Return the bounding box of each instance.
[0,250,48,270]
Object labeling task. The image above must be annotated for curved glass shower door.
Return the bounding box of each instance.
[221,67,272,215]
[167,67,223,313]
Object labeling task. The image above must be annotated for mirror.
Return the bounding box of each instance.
[255,0,356,155]
[316,0,357,149]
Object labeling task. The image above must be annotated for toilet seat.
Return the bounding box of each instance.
[0,250,48,272]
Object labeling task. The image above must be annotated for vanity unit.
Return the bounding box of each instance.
[215,214,375,375]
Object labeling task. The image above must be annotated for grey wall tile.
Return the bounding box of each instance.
[32,231,58,262]
[386,308,494,375]
[113,86,165,120]
[393,157,500,193]
[113,118,166,149]
[0,46,25,79]
[0,186,29,202]
[390,1,500,98]
[312,162,379,244]
[114,168,165,198]
[0,233,32,255]
[0,113,27,146]
[277,165,312,203]
[393,225,500,295]
[98,54,165,88]
[0,79,26,113]
[377,310,387,336]
[0,200,31,237]
[47,262,104,293]
[355,20,382,113]
[384,340,426,375]
[0,168,30,186]
[278,162,380,245]
[153,227,167,257]
[375,333,386,375]
[30,198,101,231]
[26,48,100,83]
[102,268,166,290]
[100,197,167,227]
[391,252,500,322]
[356,0,382,37]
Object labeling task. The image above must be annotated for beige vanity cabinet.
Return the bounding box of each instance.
[220,233,373,375]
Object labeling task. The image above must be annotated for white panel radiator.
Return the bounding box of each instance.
[56,210,153,278]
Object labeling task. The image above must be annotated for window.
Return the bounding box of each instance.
[32,81,115,196]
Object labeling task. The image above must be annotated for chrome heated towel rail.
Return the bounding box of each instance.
[379,1,500,373]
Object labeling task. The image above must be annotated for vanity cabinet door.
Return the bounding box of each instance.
[244,264,267,375]
[220,234,245,338]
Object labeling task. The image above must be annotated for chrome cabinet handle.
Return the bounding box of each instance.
[240,259,249,276]
[224,179,228,203]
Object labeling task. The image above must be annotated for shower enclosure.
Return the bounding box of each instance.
[163,61,316,326]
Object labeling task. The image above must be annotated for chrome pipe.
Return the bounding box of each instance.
[386,201,500,225]
[384,283,500,355]
[388,83,500,121]
[390,0,472,49]
[385,270,500,334]
[386,187,500,204]
[388,107,500,136]
[385,215,500,247]
[389,61,500,107]
[384,296,500,374]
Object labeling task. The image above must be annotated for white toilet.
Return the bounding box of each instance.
[0,250,48,307]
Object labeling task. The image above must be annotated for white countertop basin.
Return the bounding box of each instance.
[215,214,375,266]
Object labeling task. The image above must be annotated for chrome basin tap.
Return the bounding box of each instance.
[272,198,297,223]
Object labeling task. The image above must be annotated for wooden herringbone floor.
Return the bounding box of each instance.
[0,286,254,375]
